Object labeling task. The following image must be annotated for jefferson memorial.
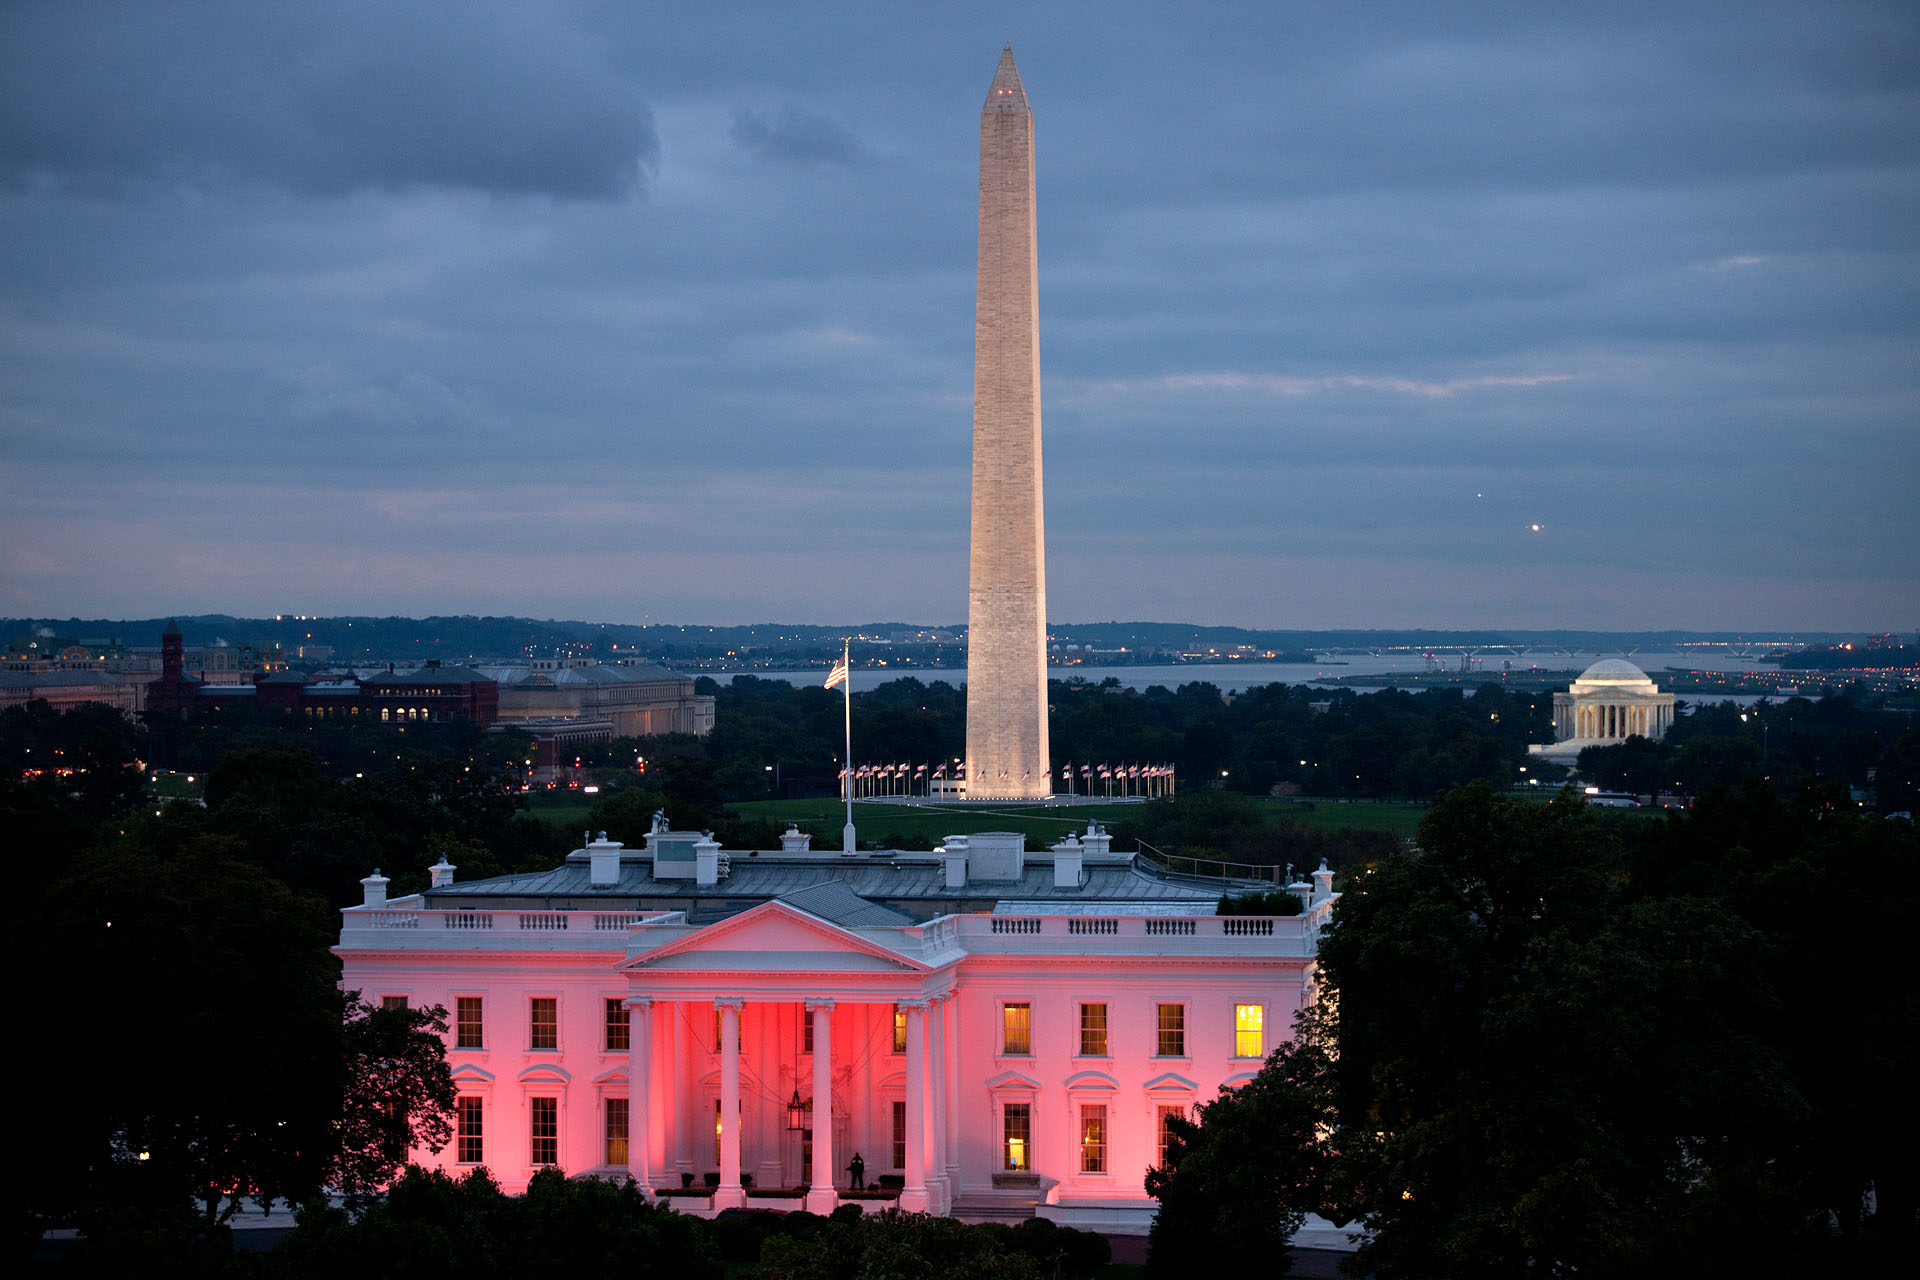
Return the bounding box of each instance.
[1530,658,1676,764]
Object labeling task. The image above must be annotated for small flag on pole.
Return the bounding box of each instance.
[824,657,849,689]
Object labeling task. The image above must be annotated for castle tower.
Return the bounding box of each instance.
[965,46,1051,799]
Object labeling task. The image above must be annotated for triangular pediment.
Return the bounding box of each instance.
[624,900,926,973]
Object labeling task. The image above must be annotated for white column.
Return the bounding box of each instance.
[941,995,961,1194]
[806,1000,837,1214]
[900,1000,929,1211]
[647,1001,669,1181]
[671,1003,689,1177]
[717,998,744,1208]
[927,994,947,1213]
[627,997,653,1192]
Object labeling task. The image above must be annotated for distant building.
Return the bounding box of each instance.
[0,668,140,715]
[481,660,713,738]
[1529,659,1676,765]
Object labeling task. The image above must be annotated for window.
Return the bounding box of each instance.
[803,1009,813,1054]
[891,1100,907,1169]
[1001,1002,1031,1056]
[605,999,630,1052]
[1079,1105,1107,1174]
[1234,1003,1264,1058]
[457,1097,484,1163]
[1156,1104,1185,1169]
[1003,1103,1031,1171]
[891,1005,907,1054]
[605,1097,629,1166]
[713,1098,723,1166]
[1156,1003,1185,1057]
[1079,1003,1108,1057]
[455,996,483,1049]
[381,995,408,1012]
[530,1097,558,1166]
[530,997,558,1050]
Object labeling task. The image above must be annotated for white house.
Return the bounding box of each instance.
[335,820,1334,1232]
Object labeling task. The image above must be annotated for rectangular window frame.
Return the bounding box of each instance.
[1155,1002,1186,1058]
[1001,1001,1032,1056]
[891,1005,907,1055]
[456,1096,484,1164]
[1002,1102,1032,1172]
[381,994,409,1012]
[891,1099,907,1170]
[802,1009,814,1055]
[605,998,630,1053]
[1156,1103,1186,1170]
[455,995,484,1050]
[530,1096,559,1167]
[1079,1104,1108,1174]
[605,1096,629,1167]
[1078,1002,1109,1058]
[530,996,559,1051]
[1234,1002,1265,1059]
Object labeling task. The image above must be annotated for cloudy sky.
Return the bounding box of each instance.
[3,1,1915,631]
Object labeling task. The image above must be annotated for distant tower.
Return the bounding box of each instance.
[965,46,1051,800]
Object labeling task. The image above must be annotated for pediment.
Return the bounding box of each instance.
[985,1069,1042,1093]
[593,1067,628,1086]
[450,1063,495,1085]
[1062,1070,1119,1092]
[1143,1072,1199,1095]
[624,900,925,973]
[519,1063,571,1085]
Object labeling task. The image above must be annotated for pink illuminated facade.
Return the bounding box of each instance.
[336,823,1334,1231]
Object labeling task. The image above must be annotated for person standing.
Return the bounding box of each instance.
[847,1151,865,1190]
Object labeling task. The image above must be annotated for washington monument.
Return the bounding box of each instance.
[965,46,1050,800]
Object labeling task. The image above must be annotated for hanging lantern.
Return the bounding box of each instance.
[787,1089,807,1132]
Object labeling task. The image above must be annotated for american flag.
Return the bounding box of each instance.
[824,657,848,689]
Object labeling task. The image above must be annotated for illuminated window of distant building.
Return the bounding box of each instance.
[455,997,483,1049]
[1003,1104,1031,1171]
[530,997,557,1050]
[530,1097,558,1166]
[605,1097,628,1166]
[1079,1104,1107,1173]
[891,1100,907,1169]
[891,1005,907,1054]
[456,1097,483,1163]
[1234,1004,1264,1058]
[1156,1003,1185,1056]
[605,999,629,1052]
[1002,1002,1031,1055]
[1079,1003,1108,1057]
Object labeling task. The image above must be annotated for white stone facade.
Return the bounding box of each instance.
[336,827,1332,1231]
[1530,658,1677,764]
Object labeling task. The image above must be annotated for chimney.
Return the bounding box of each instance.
[589,832,624,887]
[1288,875,1314,912]
[1052,834,1084,889]
[780,824,812,853]
[941,835,969,889]
[1312,858,1335,905]
[359,869,390,908]
[1081,821,1111,859]
[695,835,723,887]
[428,858,456,889]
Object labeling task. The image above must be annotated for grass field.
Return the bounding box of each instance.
[1250,797,1429,838]
[524,793,597,827]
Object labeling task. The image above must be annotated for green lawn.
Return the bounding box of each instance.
[524,793,597,827]
[1252,797,1429,838]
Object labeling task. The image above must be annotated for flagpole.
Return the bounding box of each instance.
[841,639,855,853]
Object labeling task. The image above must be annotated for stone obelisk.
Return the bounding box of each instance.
[965,46,1050,800]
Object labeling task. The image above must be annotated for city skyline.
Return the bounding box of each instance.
[2,2,1915,630]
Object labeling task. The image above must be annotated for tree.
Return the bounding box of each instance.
[1144,1029,1338,1276]
[332,995,457,1205]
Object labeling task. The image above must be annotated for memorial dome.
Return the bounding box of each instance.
[1572,658,1656,690]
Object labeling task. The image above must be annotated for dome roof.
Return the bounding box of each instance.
[1573,658,1656,688]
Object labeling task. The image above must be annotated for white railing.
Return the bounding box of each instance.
[1144,918,1196,936]
[958,912,1320,956]
[990,917,1043,935]
[1222,918,1274,937]
[342,907,676,948]
[1066,917,1119,935]
[594,913,645,930]
[519,913,570,931]
[445,912,494,929]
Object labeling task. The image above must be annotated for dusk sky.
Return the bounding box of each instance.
[3,1,1915,631]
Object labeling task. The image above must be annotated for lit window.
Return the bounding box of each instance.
[530,997,557,1051]
[891,1099,907,1169]
[1079,1003,1108,1057]
[1234,1004,1264,1058]
[456,1097,484,1163]
[1080,1105,1107,1173]
[1156,1003,1185,1057]
[713,1098,723,1165]
[1002,1002,1031,1055]
[1156,1104,1185,1169]
[530,1097,558,1166]
[455,996,483,1049]
[605,1097,629,1166]
[892,1005,907,1054]
[381,995,408,1012]
[714,1008,722,1050]
[1003,1103,1031,1171]
[803,1009,813,1054]
[605,999,629,1052]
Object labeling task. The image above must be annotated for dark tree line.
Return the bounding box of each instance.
[1147,782,1920,1278]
